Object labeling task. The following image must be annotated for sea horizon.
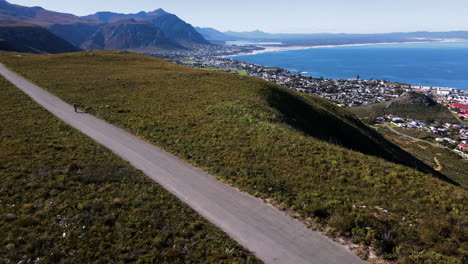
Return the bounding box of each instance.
[230,41,468,90]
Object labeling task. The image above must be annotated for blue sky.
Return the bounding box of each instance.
[8,0,468,33]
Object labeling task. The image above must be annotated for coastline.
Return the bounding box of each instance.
[223,39,468,91]
[229,38,468,57]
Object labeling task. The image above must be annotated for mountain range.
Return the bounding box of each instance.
[0,0,211,53]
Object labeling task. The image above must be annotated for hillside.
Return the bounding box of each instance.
[0,0,102,47]
[350,92,459,124]
[195,27,237,41]
[0,19,81,53]
[1,51,466,263]
[82,19,184,51]
[48,23,104,47]
[144,14,211,48]
[82,9,211,49]
[375,124,468,188]
[0,76,258,263]
[0,0,90,26]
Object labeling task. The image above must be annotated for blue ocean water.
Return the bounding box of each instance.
[231,42,468,90]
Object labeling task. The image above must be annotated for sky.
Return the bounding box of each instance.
[8,0,468,34]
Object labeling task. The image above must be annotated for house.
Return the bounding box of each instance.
[444,138,457,144]
[435,87,456,95]
[436,138,457,144]
[445,123,462,130]
[375,117,385,123]
[458,144,468,151]
[450,103,468,111]
[410,120,421,126]
[438,128,449,134]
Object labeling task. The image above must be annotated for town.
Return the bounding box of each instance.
[149,47,468,108]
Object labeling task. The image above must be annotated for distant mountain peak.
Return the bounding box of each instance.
[30,6,44,11]
[82,8,170,23]
[152,8,168,15]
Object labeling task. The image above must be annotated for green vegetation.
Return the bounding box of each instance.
[196,66,230,71]
[0,77,258,263]
[196,67,248,76]
[236,70,249,76]
[376,125,468,188]
[350,101,458,124]
[2,51,467,263]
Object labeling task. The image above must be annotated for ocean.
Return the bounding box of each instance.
[231,42,468,90]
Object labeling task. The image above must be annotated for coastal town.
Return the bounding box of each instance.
[149,48,468,107]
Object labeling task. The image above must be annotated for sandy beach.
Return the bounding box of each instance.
[232,38,468,56]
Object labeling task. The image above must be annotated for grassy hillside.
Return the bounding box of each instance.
[2,51,467,263]
[0,77,258,263]
[350,101,458,124]
[375,125,468,188]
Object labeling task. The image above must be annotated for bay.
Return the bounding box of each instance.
[231,42,468,90]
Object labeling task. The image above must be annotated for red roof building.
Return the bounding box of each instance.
[458,144,468,150]
[450,103,468,110]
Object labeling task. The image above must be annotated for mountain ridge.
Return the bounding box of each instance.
[82,9,211,48]
[82,8,169,23]
[82,19,185,51]
[0,18,81,53]
[0,0,211,51]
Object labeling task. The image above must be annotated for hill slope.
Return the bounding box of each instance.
[82,9,212,49]
[82,19,184,51]
[350,92,458,124]
[195,27,237,41]
[0,0,102,47]
[0,0,88,26]
[0,75,258,263]
[1,51,466,263]
[0,19,81,53]
[144,14,211,48]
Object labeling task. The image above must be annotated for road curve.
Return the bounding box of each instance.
[0,63,365,264]
[384,122,442,148]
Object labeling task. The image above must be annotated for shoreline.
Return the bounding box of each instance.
[229,38,468,57]
[222,39,468,91]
